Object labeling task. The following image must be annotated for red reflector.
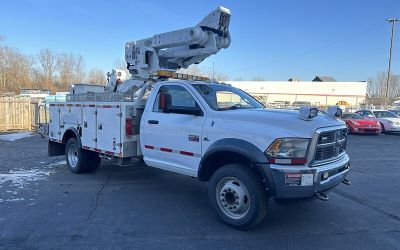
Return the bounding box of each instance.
[144,145,154,149]
[180,151,194,156]
[291,158,307,165]
[160,147,172,152]
[125,118,134,136]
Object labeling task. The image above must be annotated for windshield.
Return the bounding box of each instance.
[342,113,363,120]
[192,84,264,111]
[373,111,398,118]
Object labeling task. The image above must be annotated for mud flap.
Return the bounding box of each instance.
[49,140,65,156]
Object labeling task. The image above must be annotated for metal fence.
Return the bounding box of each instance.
[0,97,41,131]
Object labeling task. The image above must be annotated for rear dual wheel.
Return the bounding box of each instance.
[65,138,101,173]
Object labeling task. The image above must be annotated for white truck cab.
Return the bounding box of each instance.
[41,6,351,229]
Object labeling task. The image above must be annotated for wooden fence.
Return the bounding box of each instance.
[0,97,42,131]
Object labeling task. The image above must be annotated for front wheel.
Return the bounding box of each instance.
[380,123,386,134]
[208,164,268,230]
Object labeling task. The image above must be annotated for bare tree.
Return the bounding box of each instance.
[37,49,58,87]
[74,54,85,83]
[56,53,86,89]
[113,58,130,77]
[0,46,35,92]
[87,68,106,84]
[368,71,400,98]
[0,38,5,90]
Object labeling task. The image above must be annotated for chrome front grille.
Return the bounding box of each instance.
[317,131,335,144]
[314,129,347,162]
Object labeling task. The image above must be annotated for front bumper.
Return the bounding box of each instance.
[267,154,350,198]
[352,126,381,134]
[386,125,400,132]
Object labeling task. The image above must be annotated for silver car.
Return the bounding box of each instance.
[356,109,400,133]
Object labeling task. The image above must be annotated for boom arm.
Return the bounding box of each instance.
[125,6,231,79]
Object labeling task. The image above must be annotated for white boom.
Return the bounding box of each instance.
[108,6,231,93]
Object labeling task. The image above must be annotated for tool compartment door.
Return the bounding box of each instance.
[96,104,121,154]
[82,105,97,149]
[61,104,82,125]
[48,104,60,141]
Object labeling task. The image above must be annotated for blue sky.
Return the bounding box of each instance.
[1,0,399,81]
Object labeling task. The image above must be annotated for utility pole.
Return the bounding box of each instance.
[385,18,399,102]
[212,61,215,83]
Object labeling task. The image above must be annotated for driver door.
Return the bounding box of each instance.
[140,84,205,176]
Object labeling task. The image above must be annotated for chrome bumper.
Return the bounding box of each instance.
[269,154,350,198]
[386,126,400,132]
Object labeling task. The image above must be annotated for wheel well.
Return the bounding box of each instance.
[62,129,78,144]
[199,151,258,181]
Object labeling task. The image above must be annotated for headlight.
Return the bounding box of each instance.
[351,120,360,126]
[265,138,309,164]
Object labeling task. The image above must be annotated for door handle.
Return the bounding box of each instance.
[148,120,159,124]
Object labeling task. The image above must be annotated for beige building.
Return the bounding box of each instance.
[226,81,367,108]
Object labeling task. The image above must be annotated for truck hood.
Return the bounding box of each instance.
[219,108,345,138]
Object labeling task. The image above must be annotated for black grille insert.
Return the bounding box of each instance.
[315,129,347,161]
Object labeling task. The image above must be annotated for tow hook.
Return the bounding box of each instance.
[342,178,351,185]
[315,192,329,201]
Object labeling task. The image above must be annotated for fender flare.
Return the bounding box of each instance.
[62,128,82,148]
[198,138,275,193]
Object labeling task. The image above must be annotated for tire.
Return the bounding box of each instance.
[65,138,91,173]
[380,123,386,134]
[208,164,268,230]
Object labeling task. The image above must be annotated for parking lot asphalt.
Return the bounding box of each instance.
[0,133,399,249]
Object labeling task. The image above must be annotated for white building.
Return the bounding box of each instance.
[226,81,367,108]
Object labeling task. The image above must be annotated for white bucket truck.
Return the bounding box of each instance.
[40,7,350,230]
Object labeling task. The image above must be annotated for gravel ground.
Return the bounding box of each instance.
[0,133,399,249]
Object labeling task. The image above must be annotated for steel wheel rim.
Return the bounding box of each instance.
[67,144,78,168]
[216,177,250,219]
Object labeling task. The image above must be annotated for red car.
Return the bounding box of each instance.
[342,113,381,135]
